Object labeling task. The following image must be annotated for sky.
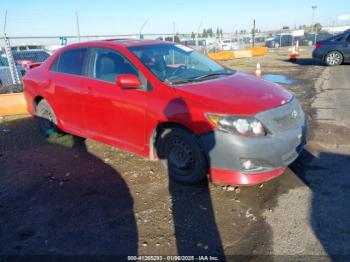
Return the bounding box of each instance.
[1,0,349,37]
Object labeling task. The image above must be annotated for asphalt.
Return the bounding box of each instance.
[264,64,350,257]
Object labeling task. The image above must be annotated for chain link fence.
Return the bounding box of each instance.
[0,33,255,93]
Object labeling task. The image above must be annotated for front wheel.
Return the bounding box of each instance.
[325,51,343,66]
[156,127,208,185]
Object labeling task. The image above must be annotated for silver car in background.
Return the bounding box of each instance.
[0,56,24,88]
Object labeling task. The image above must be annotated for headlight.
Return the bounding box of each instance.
[206,113,267,136]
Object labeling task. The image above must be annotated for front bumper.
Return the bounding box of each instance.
[199,97,307,186]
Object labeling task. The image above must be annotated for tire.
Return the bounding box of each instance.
[156,127,208,185]
[325,51,343,66]
[36,99,59,137]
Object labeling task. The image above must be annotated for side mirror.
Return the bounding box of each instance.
[116,74,141,89]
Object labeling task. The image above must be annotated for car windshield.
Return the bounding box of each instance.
[128,44,235,85]
[0,56,9,66]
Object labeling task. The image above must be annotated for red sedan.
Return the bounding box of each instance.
[23,39,307,186]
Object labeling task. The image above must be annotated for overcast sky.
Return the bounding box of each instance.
[1,0,349,36]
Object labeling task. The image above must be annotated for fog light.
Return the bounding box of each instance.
[240,159,274,172]
[242,160,253,170]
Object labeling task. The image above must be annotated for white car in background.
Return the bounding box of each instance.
[219,39,239,51]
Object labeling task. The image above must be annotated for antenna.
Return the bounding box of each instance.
[139,18,149,38]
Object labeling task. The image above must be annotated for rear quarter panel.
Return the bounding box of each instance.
[23,65,49,115]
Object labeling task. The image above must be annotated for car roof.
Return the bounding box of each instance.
[62,39,174,50]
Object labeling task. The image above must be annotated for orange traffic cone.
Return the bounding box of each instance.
[255,61,262,77]
[289,46,298,61]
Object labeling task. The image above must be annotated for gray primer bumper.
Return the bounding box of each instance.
[199,97,307,173]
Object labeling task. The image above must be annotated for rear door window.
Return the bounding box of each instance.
[57,48,88,76]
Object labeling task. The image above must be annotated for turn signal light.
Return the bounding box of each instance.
[315,44,323,49]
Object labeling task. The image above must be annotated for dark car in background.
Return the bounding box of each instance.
[313,31,350,66]
[300,32,333,46]
[12,49,51,70]
[265,35,294,48]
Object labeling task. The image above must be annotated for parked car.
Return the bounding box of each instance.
[218,39,239,51]
[12,49,50,70]
[23,40,307,186]
[265,35,293,48]
[300,32,333,46]
[0,55,24,87]
[313,31,350,66]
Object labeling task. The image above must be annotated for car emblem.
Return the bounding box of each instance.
[291,110,298,119]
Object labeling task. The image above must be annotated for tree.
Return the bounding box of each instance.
[202,29,208,38]
[207,28,213,37]
[191,32,196,39]
[314,23,322,32]
[219,29,223,38]
[216,28,220,37]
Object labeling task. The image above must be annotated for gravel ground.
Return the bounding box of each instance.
[1,47,349,260]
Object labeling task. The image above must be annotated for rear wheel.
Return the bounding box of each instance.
[36,99,59,137]
[325,51,343,66]
[156,127,208,185]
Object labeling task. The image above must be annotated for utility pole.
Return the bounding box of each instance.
[139,18,149,39]
[196,20,202,50]
[279,28,282,48]
[311,5,317,32]
[252,19,256,48]
[3,10,7,34]
[311,6,317,45]
[75,11,81,42]
[172,21,175,42]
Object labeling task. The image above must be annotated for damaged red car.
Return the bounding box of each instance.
[23,39,307,186]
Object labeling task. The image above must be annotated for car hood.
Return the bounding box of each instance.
[174,72,293,115]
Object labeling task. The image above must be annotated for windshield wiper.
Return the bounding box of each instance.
[191,72,228,81]
[167,78,195,85]
[167,71,233,85]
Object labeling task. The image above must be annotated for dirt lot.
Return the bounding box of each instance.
[1,47,349,259]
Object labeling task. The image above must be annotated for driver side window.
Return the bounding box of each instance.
[92,48,138,83]
[91,48,150,90]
